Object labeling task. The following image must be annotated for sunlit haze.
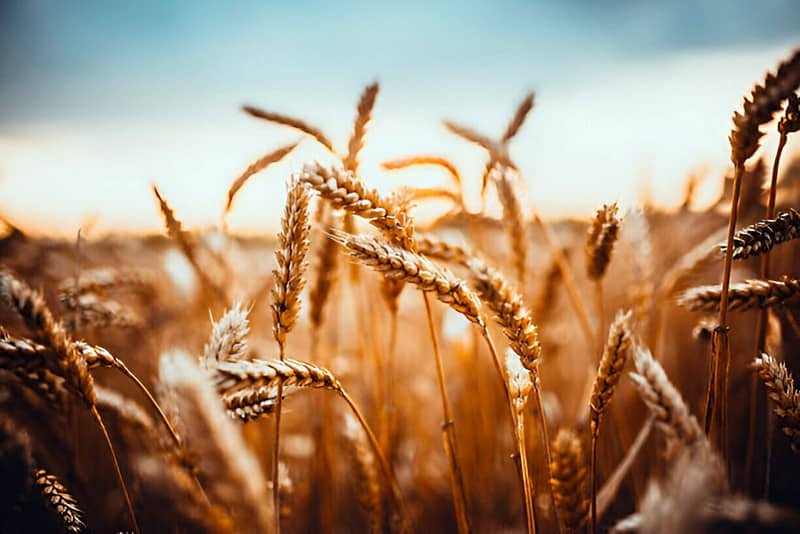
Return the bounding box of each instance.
[1,1,798,235]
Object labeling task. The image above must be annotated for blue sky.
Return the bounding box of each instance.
[1,1,799,234]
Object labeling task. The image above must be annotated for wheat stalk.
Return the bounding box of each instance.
[677,276,800,312]
[505,350,537,534]
[34,469,85,533]
[752,354,800,453]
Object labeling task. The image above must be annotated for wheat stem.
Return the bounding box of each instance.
[91,405,140,534]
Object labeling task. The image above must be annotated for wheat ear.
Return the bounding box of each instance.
[34,469,85,533]
[678,276,800,312]
[224,142,298,218]
[550,428,590,532]
[492,165,528,286]
[752,354,800,453]
[345,414,384,533]
[589,310,633,534]
[723,208,800,260]
[506,351,537,534]
[242,105,335,153]
[630,344,705,451]
[343,81,379,172]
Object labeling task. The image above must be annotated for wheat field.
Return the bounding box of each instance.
[2,48,800,534]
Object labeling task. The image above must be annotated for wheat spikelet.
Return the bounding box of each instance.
[677,276,800,312]
[242,105,335,153]
[491,165,528,285]
[630,345,704,449]
[585,203,621,280]
[203,302,250,367]
[729,49,800,166]
[466,256,540,376]
[590,311,633,434]
[722,208,800,260]
[550,428,589,531]
[502,91,535,143]
[329,231,483,326]
[752,354,800,453]
[299,163,416,250]
[34,469,85,533]
[272,178,311,349]
[0,271,95,406]
[345,414,383,533]
[343,82,379,172]
[225,142,298,217]
[309,206,341,329]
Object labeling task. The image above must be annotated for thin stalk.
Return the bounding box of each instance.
[591,432,599,534]
[745,134,787,494]
[709,162,745,459]
[273,342,286,534]
[422,292,471,533]
[533,385,558,533]
[340,388,410,532]
[480,327,558,532]
[91,405,140,534]
[533,213,596,347]
[383,308,399,459]
[516,412,536,534]
[594,280,605,353]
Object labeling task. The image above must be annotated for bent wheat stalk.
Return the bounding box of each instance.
[212,357,410,530]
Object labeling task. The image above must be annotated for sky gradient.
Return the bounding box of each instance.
[1,1,799,235]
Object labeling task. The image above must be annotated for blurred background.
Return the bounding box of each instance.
[1,0,799,235]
